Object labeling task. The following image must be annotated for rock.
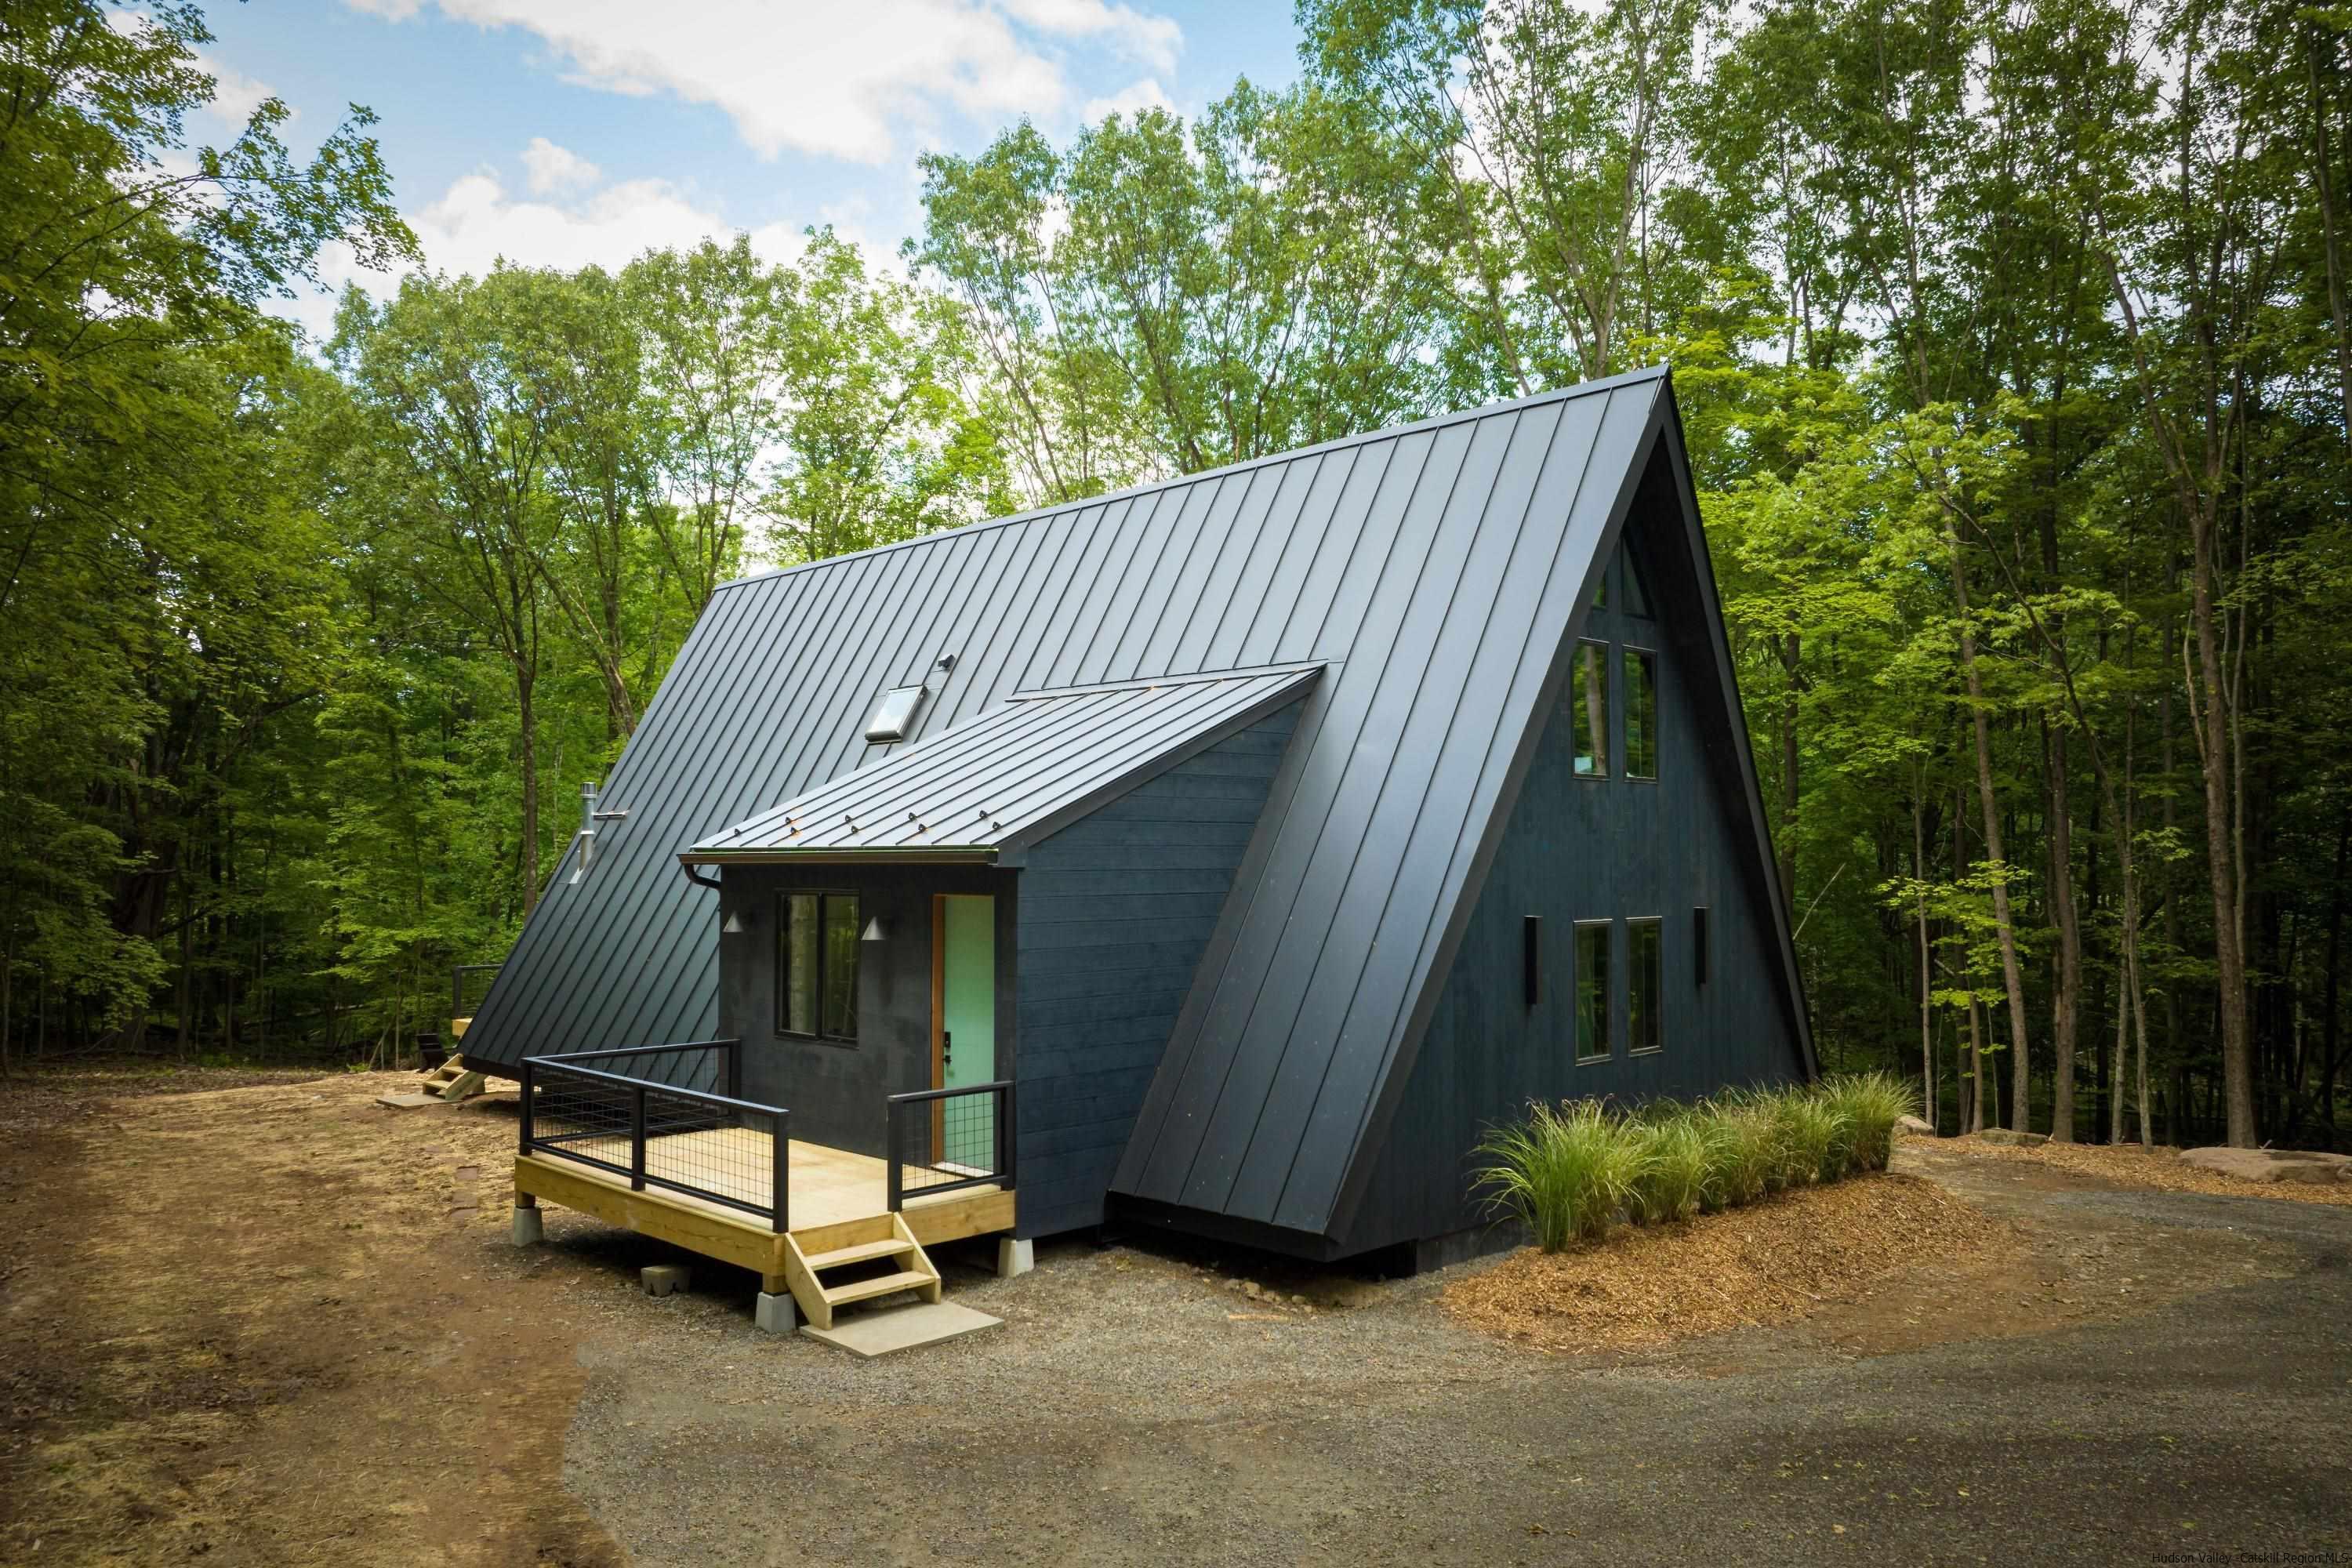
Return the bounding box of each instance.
[1975,1129,2048,1148]
[2177,1146,2352,1186]
[1897,1115,1936,1136]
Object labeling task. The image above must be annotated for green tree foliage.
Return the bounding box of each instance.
[5,0,2347,1160]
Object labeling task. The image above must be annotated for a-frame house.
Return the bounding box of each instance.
[466,365,1811,1287]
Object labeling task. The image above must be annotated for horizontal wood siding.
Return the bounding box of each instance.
[1014,706,1300,1237]
[1341,493,1808,1254]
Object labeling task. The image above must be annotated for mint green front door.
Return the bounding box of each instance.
[938,895,996,1171]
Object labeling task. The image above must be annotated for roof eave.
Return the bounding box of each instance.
[675,848,1001,868]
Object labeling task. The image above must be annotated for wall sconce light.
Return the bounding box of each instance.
[722,909,749,935]
[861,915,891,942]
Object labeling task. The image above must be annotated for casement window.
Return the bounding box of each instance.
[1568,640,1610,777]
[1624,647,1659,781]
[1628,916,1663,1054]
[1574,919,1612,1062]
[779,891,860,1042]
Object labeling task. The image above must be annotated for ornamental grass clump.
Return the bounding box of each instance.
[1476,1076,1916,1252]
[1820,1071,1915,1173]
[1624,1112,1710,1224]
[1474,1100,1648,1250]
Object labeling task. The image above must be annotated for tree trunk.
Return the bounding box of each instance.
[2045,713,2082,1140]
[2185,515,2256,1145]
[1915,792,1933,1131]
[1952,547,2033,1131]
[517,666,541,916]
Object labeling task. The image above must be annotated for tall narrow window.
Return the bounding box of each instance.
[1628,917,1663,1053]
[1625,648,1658,780]
[779,891,859,1042]
[1568,640,1610,777]
[1574,920,1612,1061]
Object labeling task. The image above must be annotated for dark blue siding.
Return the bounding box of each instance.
[1339,503,1807,1254]
[1014,706,1300,1236]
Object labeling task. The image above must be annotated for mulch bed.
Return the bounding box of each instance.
[1443,1173,2009,1352]
[1947,1134,2352,1207]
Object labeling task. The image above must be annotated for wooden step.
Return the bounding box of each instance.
[819,1269,935,1307]
[803,1236,916,1272]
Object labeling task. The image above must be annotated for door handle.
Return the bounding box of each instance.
[942,1028,952,1065]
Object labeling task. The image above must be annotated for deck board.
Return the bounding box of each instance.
[513,1130,1014,1287]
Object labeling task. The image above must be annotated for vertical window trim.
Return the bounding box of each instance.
[777,889,861,1045]
[1569,638,1611,779]
[1628,916,1664,1054]
[1624,644,1659,782]
[1573,917,1613,1063]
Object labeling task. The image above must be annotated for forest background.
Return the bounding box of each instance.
[4,0,2346,1149]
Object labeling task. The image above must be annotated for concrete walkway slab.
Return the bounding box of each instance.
[800,1301,1002,1359]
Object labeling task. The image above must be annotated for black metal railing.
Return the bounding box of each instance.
[885,1080,1015,1210]
[452,962,502,1024]
[519,1039,789,1231]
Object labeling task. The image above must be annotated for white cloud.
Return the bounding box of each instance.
[341,0,1183,163]
[195,52,281,128]
[1081,76,1173,124]
[520,136,600,195]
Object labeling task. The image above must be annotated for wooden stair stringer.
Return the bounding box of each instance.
[783,1212,942,1331]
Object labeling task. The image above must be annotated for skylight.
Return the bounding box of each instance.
[863,684,927,744]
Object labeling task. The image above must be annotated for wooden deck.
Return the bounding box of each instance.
[511,1130,1014,1302]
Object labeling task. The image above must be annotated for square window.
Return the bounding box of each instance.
[1574,920,1612,1061]
[1625,648,1658,780]
[779,891,859,1042]
[1628,917,1662,1053]
[1567,640,1610,777]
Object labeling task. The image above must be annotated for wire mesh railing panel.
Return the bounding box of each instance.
[885,1081,1014,1207]
[452,963,501,1019]
[520,1040,786,1229]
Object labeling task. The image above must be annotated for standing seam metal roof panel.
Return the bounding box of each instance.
[457,365,1809,1239]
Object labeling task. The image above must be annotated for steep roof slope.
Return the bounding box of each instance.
[460,365,1804,1238]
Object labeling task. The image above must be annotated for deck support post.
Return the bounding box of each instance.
[994,1237,1033,1278]
[755,1290,800,1334]
[510,1203,544,1246]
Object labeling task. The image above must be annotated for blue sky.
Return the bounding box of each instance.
[192,1,1303,337]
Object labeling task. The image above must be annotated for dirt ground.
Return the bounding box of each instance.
[3,1071,2347,1566]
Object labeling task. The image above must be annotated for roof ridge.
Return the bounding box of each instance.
[716,366,1672,596]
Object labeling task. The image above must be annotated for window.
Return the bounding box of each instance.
[1568,640,1610,777]
[1624,648,1658,780]
[863,684,927,744]
[779,891,860,1041]
[1574,920,1612,1062]
[1628,917,1662,1053]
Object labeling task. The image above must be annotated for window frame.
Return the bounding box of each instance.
[1567,637,1612,780]
[1627,916,1664,1054]
[1623,644,1660,782]
[776,889,861,1045]
[1573,917,1613,1064]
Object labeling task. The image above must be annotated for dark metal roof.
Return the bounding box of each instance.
[684,664,1323,862]
[459,364,1811,1239]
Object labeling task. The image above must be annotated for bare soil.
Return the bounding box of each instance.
[0,1069,625,1566]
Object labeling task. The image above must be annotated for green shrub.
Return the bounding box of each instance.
[1624,1113,1709,1223]
[1474,1100,1649,1250]
[1819,1071,1916,1173]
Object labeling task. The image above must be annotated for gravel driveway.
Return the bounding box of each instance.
[556,1149,2352,1566]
